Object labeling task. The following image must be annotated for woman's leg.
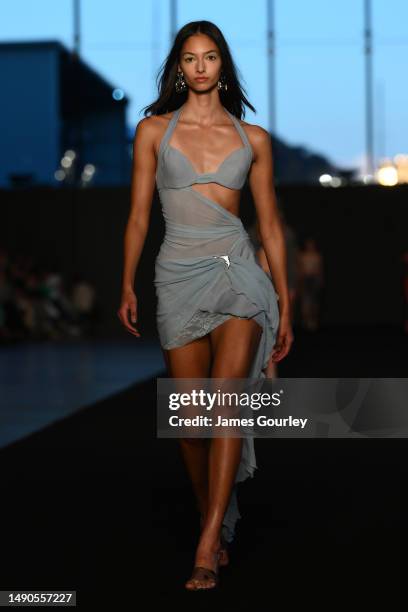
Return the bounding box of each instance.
[163,336,212,521]
[187,317,262,588]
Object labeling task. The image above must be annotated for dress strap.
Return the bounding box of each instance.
[225,108,252,152]
[158,105,184,158]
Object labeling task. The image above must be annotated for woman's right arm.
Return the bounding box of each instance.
[117,116,158,337]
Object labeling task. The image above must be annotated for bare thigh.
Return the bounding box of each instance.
[162,315,262,379]
[163,334,212,378]
[210,316,263,378]
[163,336,212,445]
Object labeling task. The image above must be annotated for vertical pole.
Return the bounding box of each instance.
[266,0,276,135]
[73,0,81,58]
[170,0,178,45]
[71,0,83,188]
[152,0,161,85]
[364,0,374,176]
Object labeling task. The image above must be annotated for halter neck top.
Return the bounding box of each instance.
[156,104,253,191]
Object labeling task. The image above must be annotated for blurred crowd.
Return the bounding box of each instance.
[0,246,98,343]
[249,204,408,377]
[248,207,325,333]
[1,227,407,347]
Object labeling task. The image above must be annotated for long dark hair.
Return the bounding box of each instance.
[142,20,256,120]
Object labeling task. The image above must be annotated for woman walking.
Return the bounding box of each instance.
[118,20,293,590]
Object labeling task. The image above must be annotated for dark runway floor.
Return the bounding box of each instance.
[0,325,407,607]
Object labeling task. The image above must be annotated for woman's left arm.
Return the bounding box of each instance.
[248,125,294,360]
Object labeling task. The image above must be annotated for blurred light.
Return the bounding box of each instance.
[394,153,408,183]
[361,174,375,184]
[64,149,76,161]
[54,169,66,181]
[377,164,398,186]
[81,164,96,186]
[112,88,124,101]
[83,164,96,175]
[319,174,344,187]
[61,156,72,168]
[319,173,332,186]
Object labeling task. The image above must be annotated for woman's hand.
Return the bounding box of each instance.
[271,312,294,362]
[117,289,141,337]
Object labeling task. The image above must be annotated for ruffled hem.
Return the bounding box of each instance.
[222,436,258,543]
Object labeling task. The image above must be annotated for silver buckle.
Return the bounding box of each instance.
[212,254,230,268]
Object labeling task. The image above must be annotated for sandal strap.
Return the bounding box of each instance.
[191,566,218,581]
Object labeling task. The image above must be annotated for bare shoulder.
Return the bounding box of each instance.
[134,115,160,140]
[238,118,270,147]
[140,109,177,129]
[133,112,174,154]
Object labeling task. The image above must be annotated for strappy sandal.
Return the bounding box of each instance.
[185,564,219,591]
[185,548,220,591]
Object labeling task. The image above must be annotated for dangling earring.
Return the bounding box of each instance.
[175,70,187,93]
[217,71,228,91]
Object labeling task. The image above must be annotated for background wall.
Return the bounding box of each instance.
[1,183,406,337]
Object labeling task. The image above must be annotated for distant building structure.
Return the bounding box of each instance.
[0,40,131,188]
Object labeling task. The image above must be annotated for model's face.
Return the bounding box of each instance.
[178,34,222,91]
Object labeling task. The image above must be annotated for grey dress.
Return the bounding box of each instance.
[154,103,280,543]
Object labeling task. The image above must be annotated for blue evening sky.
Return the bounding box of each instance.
[1,0,407,171]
